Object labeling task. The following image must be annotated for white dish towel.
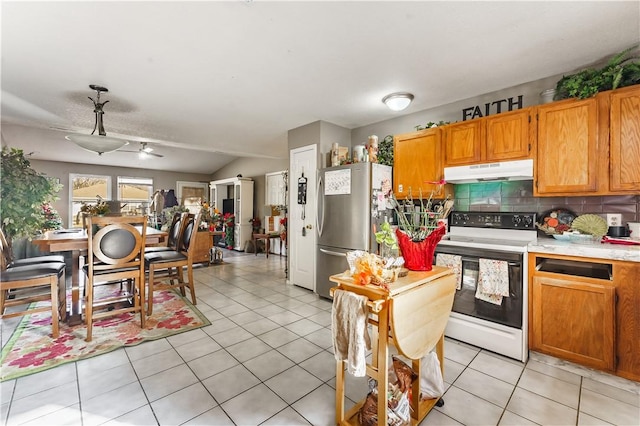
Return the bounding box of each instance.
[475,258,509,305]
[331,289,371,377]
[435,253,462,290]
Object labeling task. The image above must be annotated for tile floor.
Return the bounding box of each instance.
[1,250,639,425]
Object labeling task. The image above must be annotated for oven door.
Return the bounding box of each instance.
[434,245,523,329]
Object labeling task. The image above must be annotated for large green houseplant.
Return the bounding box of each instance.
[555,45,640,100]
[1,147,62,250]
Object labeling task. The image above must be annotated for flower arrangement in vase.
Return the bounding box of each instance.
[80,196,110,216]
[392,181,454,271]
[249,217,261,233]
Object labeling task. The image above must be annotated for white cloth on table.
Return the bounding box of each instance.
[475,258,509,305]
[331,289,371,377]
[435,253,462,290]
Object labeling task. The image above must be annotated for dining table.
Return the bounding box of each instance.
[32,226,167,325]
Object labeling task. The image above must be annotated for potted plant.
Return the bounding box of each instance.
[554,45,640,100]
[377,135,394,167]
[0,147,62,253]
[374,220,398,260]
[391,181,454,271]
[223,213,235,249]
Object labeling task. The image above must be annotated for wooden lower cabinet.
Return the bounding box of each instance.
[531,275,615,371]
[192,230,212,264]
[614,263,640,381]
[529,253,640,380]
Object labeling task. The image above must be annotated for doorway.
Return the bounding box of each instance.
[288,145,317,291]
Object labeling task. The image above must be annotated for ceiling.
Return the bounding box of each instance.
[2,1,639,175]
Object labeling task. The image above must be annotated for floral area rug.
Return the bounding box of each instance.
[1,285,211,382]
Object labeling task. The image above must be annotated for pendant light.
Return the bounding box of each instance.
[65,85,129,155]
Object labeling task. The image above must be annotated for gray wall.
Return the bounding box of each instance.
[29,159,212,228]
[210,157,289,218]
[288,120,351,170]
[351,74,562,148]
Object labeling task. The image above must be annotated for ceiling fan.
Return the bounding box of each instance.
[119,142,164,158]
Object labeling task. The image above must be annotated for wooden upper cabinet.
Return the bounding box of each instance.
[393,128,448,199]
[443,108,532,166]
[609,85,640,192]
[443,120,483,166]
[485,109,532,161]
[535,98,599,195]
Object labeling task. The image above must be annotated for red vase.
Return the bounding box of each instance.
[395,225,447,271]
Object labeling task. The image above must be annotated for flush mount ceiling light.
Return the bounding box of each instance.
[65,85,129,155]
[382,92,414,111]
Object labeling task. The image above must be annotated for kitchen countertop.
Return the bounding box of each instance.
[528,238,640,263]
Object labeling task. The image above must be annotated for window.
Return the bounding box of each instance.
[117,176,153,216]
[176,181,208,214]
[70,174,111,226]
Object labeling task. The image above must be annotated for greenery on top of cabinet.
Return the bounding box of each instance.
[555,45,640,100]
[378,135,394,166]
[414,121,450,131]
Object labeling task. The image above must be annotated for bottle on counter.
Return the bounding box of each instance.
[331,142,340,167]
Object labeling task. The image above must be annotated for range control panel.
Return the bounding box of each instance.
[449,212,537,230]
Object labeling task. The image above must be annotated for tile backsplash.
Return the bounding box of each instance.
[453,181,640,225]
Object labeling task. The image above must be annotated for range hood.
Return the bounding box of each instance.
[444,159,533,184]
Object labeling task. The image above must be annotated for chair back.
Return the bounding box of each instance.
[166,212,185,250]
[86,215,147,274]
[0,228,11,270]
[178,213,201,257]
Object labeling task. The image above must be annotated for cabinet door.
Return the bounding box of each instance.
[609,86,640,192]
[443,120,484,166]
[393,129,444,199]
[531,275,615,371]
[614,262,640,381]
[535,98,599,195]
[192,231,212,263]
[485,108,532,161]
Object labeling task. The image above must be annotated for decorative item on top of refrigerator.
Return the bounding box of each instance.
[316,162,393,298]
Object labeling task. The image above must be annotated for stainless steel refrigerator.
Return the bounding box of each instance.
[316,162,393,299]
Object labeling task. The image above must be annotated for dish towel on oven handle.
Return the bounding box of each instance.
[475,258,509,305]
[435,253,462,290]
[331,289,371,377]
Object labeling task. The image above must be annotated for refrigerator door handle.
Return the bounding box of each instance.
[319,248,347,257]
[316,175,325,237]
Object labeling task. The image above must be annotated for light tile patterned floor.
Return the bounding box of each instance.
[1,250,639,425]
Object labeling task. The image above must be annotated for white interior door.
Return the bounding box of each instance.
[265,171,287,254]
[288,145,317,291]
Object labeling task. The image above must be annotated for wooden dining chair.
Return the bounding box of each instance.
[1,252,66,338]
[144,212,200,316]
[0,228,65,267]
[145,212,184,254]
[83,215,147,342]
